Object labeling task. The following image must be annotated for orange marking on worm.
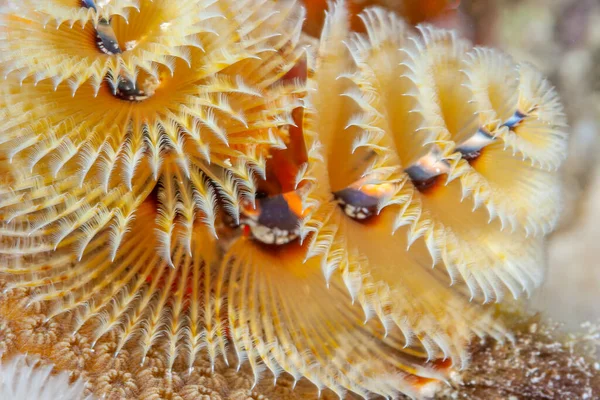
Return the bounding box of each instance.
[282,191,308,219]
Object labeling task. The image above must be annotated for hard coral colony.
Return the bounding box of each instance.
[0,0,567,399]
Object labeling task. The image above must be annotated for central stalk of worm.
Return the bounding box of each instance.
[83,0,156,102]
[405,146,451,193]
[456,128,496,164]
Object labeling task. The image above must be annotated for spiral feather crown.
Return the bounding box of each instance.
[0,0,567,398]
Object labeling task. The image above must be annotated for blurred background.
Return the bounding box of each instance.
[304,0,600,329]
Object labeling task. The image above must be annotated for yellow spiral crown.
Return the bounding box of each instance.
[0,1,567,399]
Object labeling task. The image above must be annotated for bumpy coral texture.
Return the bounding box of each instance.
[0,0,567,399]
[0,290,352,400]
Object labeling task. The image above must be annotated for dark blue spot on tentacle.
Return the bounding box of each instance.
[457,128,496,161]
[503,110,527,129]
[95,21,122,55]
[114,79,149,102]
[405,164,435,183]
[88,16,148,102]
[81,0,97,11]
[405,159,450,182]
[240,194,302,245]
[404,150,451,192]
[333,187,380,220]
[255,195,300,232]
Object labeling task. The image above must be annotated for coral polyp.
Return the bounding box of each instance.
[0,0,567,399]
